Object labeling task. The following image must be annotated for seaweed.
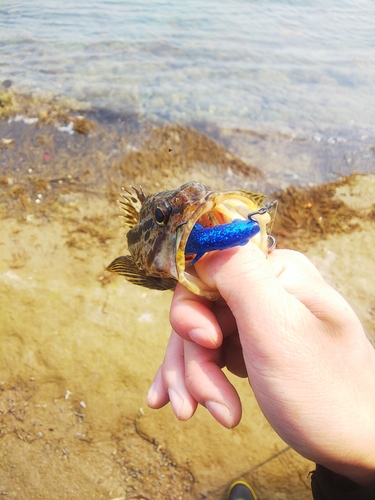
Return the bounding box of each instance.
[272,177,363,250]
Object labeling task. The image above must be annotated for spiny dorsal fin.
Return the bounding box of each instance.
[118,185,146,229]
[239,190,266,206]
[106,255,177,291]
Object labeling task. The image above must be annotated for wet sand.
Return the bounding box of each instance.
[0,89,374,499]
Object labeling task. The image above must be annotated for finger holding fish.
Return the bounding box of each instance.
[169,281,238,348]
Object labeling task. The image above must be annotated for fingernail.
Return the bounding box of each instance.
[168,389,183,419]
[189,327,218,346]
[205,400,233,428]
[147,383,157,406]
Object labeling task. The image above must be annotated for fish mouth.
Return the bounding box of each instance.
[175,191,273,300]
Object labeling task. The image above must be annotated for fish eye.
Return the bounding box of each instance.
[154,204,172,226]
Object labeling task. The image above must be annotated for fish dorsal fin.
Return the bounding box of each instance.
[119,186,146,229]
[106,255,177,291]
[239,190,266,206]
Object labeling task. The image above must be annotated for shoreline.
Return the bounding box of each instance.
[1,86,375,195]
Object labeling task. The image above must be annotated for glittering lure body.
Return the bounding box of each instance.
[185,218,260,265]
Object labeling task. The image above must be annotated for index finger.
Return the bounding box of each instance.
[169,283,223,348]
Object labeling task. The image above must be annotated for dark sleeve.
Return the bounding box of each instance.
[311,464,375,500]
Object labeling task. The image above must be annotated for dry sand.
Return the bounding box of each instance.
[0,93,374,499]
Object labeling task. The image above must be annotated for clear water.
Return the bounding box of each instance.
[1,0,375,183]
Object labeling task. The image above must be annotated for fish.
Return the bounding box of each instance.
[107,181,276,300]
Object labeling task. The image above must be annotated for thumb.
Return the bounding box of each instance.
[194,243,297,332]
[194,244,319,367]
[194,244,363,373]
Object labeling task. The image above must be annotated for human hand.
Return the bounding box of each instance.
[147,244,375,486]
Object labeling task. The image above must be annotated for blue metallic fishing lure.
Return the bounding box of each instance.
[185,217,260,265]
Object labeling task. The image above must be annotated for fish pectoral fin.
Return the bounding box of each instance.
[106,255,177,291]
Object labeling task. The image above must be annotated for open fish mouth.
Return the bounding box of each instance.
[175,191,275,300]
[107,182,276,301]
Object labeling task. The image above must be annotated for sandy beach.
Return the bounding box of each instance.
[0,90,374,499]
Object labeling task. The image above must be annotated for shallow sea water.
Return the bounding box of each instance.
[1,0,375,183]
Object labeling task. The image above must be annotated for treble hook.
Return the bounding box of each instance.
[248,201,278,251]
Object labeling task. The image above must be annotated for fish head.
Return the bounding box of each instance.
[126,182,209,281]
